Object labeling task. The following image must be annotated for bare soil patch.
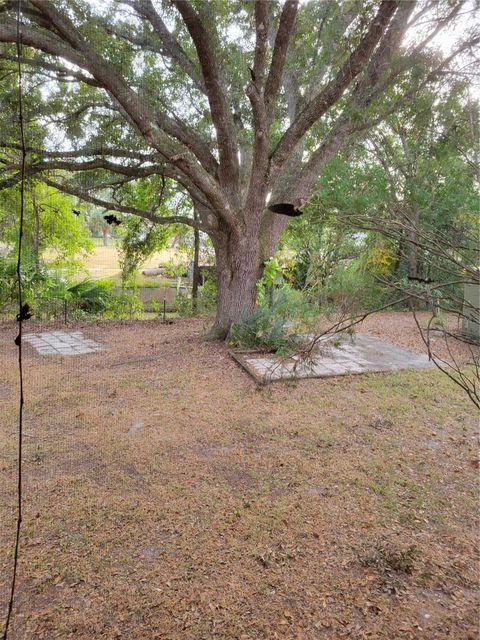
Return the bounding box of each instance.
[0,313,478,639]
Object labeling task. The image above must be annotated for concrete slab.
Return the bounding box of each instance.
[24,331,105,356]
[231,332,434,383]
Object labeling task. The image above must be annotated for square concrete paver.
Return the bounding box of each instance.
[24,331,105,356]
[231,332,434,383]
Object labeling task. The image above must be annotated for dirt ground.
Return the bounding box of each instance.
[0,313,478,639]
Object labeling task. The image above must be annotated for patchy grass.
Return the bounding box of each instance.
[76,244,180,279]
[358,541,419,575]
[0,314,478,639]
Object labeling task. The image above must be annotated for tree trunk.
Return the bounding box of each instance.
[207,232,263,340]
[406,209,419,308]
[204,208,289,339]
[32,192,40,269]
[102,227,108,246]
[407,209,420,280]
[192,212,200,313]
[407,231,417,279]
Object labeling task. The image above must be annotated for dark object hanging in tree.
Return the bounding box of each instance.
[104,214,121,225]
[248,66,256,82]
[72,208,81,216]
[268,203,303,217]
[16,303,31,322]
[407,275,434,284]
[14,306,31,346]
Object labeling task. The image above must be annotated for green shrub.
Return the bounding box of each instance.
[64,279,112,314]
[292,247,312,289]
[229,306,293,354]
[322,262,390,313]
[102,289,144,319]
[149,298,161,315]
[196,278,217,314]
[0,254,117,320]
[228,288,315,354]
[161,260,189,278]
[174,296,191,316]
[176,277,217,317]
[267,286,316,321]
[0,258,53,312]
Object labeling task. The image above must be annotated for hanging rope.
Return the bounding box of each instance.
[2,1,27,637]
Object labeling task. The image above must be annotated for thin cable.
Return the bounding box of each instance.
[2,1,26,638]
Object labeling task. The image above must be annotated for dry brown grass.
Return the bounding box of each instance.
[0,313,478,639]
[81,245,179,279]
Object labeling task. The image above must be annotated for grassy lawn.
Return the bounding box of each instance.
[44,244,183,279]
[83,245,181,279]
[0,315,478,639]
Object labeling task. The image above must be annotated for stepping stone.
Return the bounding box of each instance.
[232,332,434,383]
[24,331,105,356]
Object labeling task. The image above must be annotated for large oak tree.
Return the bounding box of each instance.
[0,0,477,336]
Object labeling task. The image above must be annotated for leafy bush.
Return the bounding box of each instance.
[267,286,316,321]
[0,258,68,319]
[67,279,112,313]
[102,289,144,319]
[176,277,217,317]
[161,260,189,279]
[291,247,312,289]
[322,261,391,313]
[149,298,161,315]
[229,306,293,354]
[0,254,163,322]
[228,289,315,354]
[118,216,171,284]
[196,278,217,314]
[0,258,52,311]
[175,296,192,316]
[256,256,296,305]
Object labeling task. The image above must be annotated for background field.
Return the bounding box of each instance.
[80,245,180,279]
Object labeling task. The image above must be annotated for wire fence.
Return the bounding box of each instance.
[0,297,67,324]
[0,284,193,326]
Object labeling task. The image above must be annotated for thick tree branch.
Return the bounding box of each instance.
[270,1,399,179]
[252,0,269,89]
[264,0,298,125]
[0,62,216,176]
[0,52,102,86]
[37,176,209,231]
[125,0,206,93]
[0,16,92,70]
[0,143,158,161]
[286,25,478,209]
[243,0,270,221]
[0,4,232,223]
[0,152,210,207]
[0,158,165,180]
[285,1,416,205]
[27,1,217,177]
[345,1,416,108]
[159,112,218,176]
[171,0,239,200]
